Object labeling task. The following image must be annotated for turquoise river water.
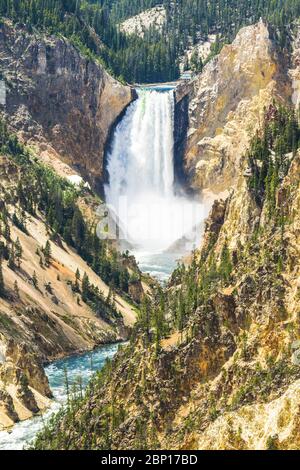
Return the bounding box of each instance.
[0,343,120,450]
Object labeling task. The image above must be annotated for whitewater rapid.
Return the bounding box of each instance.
[105,87,209,279]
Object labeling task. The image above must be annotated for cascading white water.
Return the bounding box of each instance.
[105,88,208,279]
[106,89,175,204]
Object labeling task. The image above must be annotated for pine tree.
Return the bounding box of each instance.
[190,50,203,73]
[72,209,85,251]
[0,259,5,297]
[106,286,113,307]
[15,237,23,268]
[139,295,151,340]
[74,268,81,292]
[32,271,38,289]
[219,241,233,284]
[82,272,90,303]
[44,240,52,267]
[8,244,16,270]
[14,280,20,298]
[4,223,10,241]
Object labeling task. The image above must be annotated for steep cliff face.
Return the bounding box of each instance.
[0,340,52,428]
[0,20,134,190]
[176,20,291,195]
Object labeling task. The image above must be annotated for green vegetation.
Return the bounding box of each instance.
[0,258,4,296]
[134,245,234,350]
[247,103,300,216]
[229,358,298,410]
[29,88,300,450]
[0,0,178,83]
[0,116,130,318]
[1,1,300,83]
[32,347,127,450]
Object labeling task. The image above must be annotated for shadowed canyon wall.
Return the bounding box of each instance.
[0,21,134,190]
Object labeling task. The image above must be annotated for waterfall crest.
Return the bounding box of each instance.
[105,88,206,258]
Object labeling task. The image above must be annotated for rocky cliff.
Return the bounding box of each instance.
[175,20,291,196]
[0,340,52,428]
[0,20,134,191]
[120,6,166,38]
[0,18,141,431]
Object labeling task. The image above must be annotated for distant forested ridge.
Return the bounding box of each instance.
[0,0,300,83]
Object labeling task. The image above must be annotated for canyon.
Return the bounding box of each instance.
[175,19,294,195]
[1,13,300,450]
[120,5,167,38]
[33,20,300,450]
[0,148,137,429]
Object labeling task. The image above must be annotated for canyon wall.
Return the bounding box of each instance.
[0,20,134,190]
[175,20,292,196]
[0,153,137,429]
[0,20,140,429]
[39,111,300,451]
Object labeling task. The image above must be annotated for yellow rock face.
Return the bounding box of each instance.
[182,20,291,194]
[197,380,300,450]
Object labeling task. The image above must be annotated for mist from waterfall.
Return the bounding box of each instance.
[105,88,208,278]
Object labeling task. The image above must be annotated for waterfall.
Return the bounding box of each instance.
[105,89,175,204]
[105,88,207,261]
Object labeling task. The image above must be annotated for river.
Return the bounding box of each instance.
[0,343,120,450]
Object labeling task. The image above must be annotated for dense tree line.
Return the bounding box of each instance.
[0,0,178,82]
[1,0,300,83]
